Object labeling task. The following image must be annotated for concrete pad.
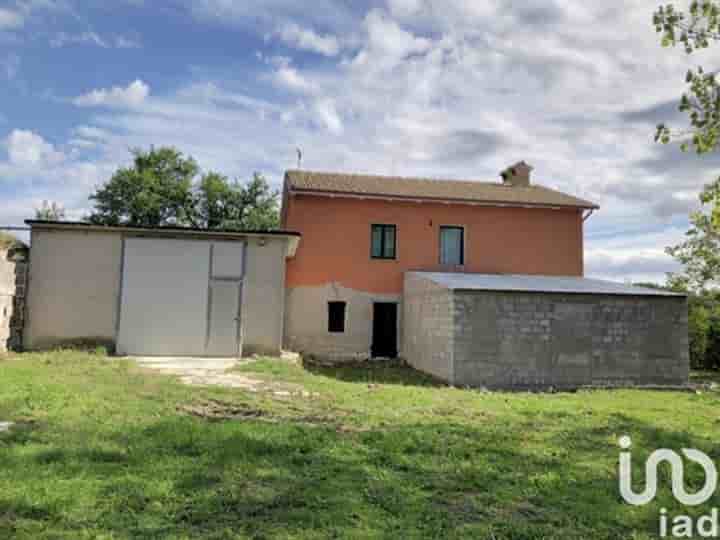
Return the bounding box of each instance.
[132,356,240,372]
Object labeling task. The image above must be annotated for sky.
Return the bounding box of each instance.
[0,0,718,284]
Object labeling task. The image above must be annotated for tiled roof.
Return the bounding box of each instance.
[285,170,599,210]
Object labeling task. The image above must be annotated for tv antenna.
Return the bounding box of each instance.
[296,147,303,169]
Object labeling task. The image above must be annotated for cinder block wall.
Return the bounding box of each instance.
[453,292,689,389]
[402,273,455,382]
[0,247,28,353]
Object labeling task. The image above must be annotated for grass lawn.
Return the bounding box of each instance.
[1,351,719,539]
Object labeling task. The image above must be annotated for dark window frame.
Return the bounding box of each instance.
[370,224,397,260]
[328,301,347,333]
[439,226,465,265]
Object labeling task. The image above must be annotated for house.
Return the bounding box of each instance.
[23,221,300,357]
[20,162,689,389]
[282,163,689,388]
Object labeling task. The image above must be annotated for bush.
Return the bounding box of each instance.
[688,292,720,370]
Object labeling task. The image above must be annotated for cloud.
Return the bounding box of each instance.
[186,0,361,33]
[275,22,339,56]
[114,35,141,48]
[73,125,110,140]
[51,31,106,48]
[3,2,717,283]
[0,8,23,30]
[73,80,150,108]
[3,129,64,167]
[270,57,318,94]
[313,98,343,134]
[50,31,141,49]
[353,9,432,70]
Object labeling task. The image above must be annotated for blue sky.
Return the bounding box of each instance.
[1,0,718,282]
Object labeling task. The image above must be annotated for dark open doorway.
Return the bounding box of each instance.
[372,302,398,358]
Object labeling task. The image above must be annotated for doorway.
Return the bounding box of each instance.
[372,302,398,358]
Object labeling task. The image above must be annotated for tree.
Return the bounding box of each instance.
[194,172,279,230]
[88,147,279,230]
[666,181,720,292]
[89,147,197,227]
[652,2,720,291]
[654,2,720,153]
[35,200,66,221]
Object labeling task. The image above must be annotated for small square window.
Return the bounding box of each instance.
[328,301,346,333]
[371,224,396,259]
[440,226,464,265]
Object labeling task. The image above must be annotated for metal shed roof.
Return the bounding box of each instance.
[411,272,685,297]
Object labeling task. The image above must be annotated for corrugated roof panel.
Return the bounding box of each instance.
[411,272,685,297]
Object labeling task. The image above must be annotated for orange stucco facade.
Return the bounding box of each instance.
[283,194,585,295]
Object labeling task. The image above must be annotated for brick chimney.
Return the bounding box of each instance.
[500,161,533,187]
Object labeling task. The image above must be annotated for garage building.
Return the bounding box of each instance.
[23,221,300,357]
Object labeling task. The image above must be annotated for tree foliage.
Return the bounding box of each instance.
[195,172,279,230]
[89,147,198,227]
[653,2,720,293]
[666,181,720,292]
[35,200,66,221]
[88,147,279,230]
[654,2,720,152]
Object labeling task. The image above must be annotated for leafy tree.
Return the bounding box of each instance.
[35,200,66,221]
[88,147,279,230]
[194,173,279,230]
[652,2,720,291]
[654,2,720,153]
[89,147,197,227]
[666,181,720,292]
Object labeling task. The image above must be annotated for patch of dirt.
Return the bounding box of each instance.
[178,399,365,433]
[135,358,319,398]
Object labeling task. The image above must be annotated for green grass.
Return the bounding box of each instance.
[1,351,718,539]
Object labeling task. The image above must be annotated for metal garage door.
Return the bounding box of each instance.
[116,237,245,357]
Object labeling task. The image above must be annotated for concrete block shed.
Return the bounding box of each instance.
[23,221,300,357]
[403,272,689,389]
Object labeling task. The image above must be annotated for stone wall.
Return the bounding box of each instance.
[0,246,28,353]
[453,291,689,389]
[402,273,455,382]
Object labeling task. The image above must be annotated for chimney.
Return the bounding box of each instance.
[500,161,533,187]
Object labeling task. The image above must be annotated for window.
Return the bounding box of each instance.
[440,226,464,265]
[328,301,346,333]
[371,224,397,259]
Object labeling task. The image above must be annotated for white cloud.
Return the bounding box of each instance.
[313,98,343,134]
[4,129,64,167]
[114,35,141,49]
[73,80,150,108]
[2,2,715,283]
[353,9,431,69]
[50,32,141,49]
[387,0,423,18]
[51,31,107,48]
[73,125,110,140]
[0,8,24,30]
[276,22,340,56]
